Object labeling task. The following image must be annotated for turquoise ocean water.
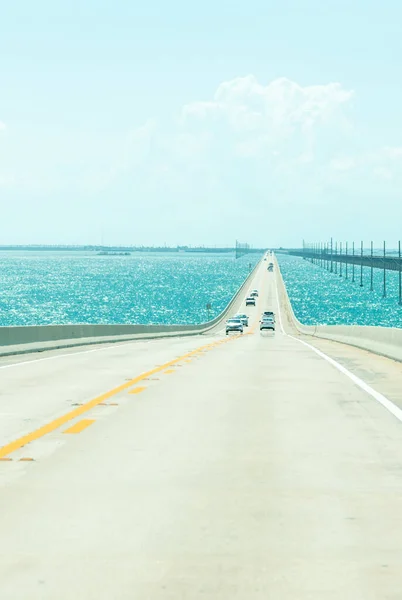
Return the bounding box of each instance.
[0,252,260,326]
[277,253,402,328]
[3,251,400,328]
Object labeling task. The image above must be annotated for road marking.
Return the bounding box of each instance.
[290,336,402,424]
[0,341,215,459]
[19,457,34,462]
[0,458,12,462]
[274,271,402,425]
[0,330,225,372]
[0,268,264,458]
[64,419,95,434]
[164,369,175,374]
[0,341,138,371]
[129,386,146,395]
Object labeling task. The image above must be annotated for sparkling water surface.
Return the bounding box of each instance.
[0,252,260,326]
[277,253,402,328]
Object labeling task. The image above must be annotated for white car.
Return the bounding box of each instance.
[235,313,249,327]
[226,318,244,335]
[262,311,275,323]
[246,296,256,306]
[250,289,259,297]
[260,316,275,331]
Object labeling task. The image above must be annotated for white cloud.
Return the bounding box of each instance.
[179,76,354,161]
[0,121,5,131]
[182,76,353,129]
[5,75,402,244]
[87,75,372,238]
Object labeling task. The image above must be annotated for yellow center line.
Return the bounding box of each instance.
[64,419,95,434]
[0,269,268,459]
[0,341,216,459]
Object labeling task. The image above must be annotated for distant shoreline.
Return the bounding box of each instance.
[0,245,267,254]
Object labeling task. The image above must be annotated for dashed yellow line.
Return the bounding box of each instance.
[0,266,266,460]
[0,341,217,459]
[64,419,95,434]
[129,386,147,395]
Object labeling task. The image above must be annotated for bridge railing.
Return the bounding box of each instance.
[282,240,402,305]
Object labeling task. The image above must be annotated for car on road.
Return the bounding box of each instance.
[235,313,249,327]
[262,311,275,323]
[250,289,259,297]
[268,263,274,272]
[226,318,244,335]
[260,316,275,331]
[245,296,256,306]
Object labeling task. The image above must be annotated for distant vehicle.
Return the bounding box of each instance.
[262,311,275,322]
[245,296,256,306]
[260,316,275,331]
[250,289,259,297]
[226,318,244,335]
[235,313,249,327]
[268,263,274,272]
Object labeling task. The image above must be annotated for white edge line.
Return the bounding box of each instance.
[274,267,402,424]
[0,332,213,370]
[0,341,146,370]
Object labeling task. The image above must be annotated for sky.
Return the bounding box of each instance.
[1,0,402,248]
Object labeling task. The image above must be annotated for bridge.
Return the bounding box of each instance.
[1,254,402,598]
[281,244,402,272]
[277,241,402,303]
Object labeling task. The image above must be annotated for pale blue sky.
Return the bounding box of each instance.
[1,0,402,247]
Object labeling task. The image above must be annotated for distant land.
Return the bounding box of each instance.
[0,245,268,254]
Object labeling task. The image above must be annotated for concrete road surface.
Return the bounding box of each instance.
[1,260,402,599]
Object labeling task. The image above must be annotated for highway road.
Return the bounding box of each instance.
[1,260,402,598]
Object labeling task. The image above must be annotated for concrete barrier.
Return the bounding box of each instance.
[0,258,263,356]
[276,257,402,363]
